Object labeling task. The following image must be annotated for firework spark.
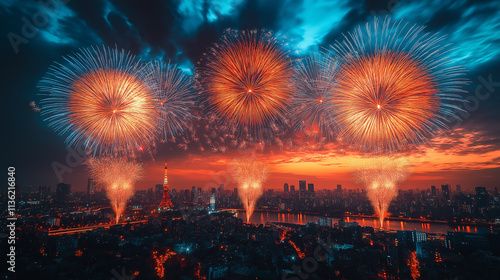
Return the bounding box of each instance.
[198,29,294,130]
[88,157,142,223]
[292,53,339,137]
[30,101,40,112]
[230,157,269,222]
[332,17,468,153]
[146,61,196,141]
[38,46,159,156]
[352,157,409,227]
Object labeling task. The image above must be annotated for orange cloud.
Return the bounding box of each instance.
[138,128,499,192]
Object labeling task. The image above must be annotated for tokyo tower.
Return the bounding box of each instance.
[159,159,174,209]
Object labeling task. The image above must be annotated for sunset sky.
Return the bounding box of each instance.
[2,0,499,193]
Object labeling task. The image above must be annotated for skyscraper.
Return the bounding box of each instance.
[218,184,225,194]
[441,184,450,200]
[475,187,488,208]
[308,183,314,193]
[87,178,97,197]
[38,185,50,201]
[456,185,461,193]
[155,184,163,200]
[191,186,196,199]
[210,194,216,211]
[299,180,306,192]
[337,184,342,192]
[159,161,174,209]
[431,185,437,196]
[284,183,289,193]
[290,185,295,193]
[56,183,71,205]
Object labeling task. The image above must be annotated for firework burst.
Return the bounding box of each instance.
[291,53,339,137]
[38,46,159,156]
[87,157,142,223]
[352,157,410,227]
[197,29,294,131]
[146,61,196,141]
[229,157,269,222]
[332,17,468,153]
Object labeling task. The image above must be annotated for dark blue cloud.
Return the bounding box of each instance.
[1,0,499,189]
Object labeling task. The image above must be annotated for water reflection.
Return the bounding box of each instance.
[236,210,487,235]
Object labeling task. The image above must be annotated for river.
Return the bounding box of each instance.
[236,210,490,235]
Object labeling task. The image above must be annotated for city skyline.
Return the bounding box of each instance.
[24,142,498,193]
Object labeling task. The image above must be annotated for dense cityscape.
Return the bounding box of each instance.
[1,179,499,279]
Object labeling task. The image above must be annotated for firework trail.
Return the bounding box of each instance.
[292,53,339,137]
[88,157,142,223]
[332,17,467,227]
[197,29,294,132]
[146,61,196,141]
[332,17,468,153]
[229,157,269,222]
[38,46,159,157]
[352,157,409,228]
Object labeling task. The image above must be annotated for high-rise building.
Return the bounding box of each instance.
[147,188,154,200]
[217,184,225,194]
[397,230,427,248]
[336,184,342,192]
[234,187,238,195]
[56,183,71,205]
[475,187,489,208]
[290,185,295,192]
[299,180,306,192]
[284,183,289,193]
[38,185,50,201]
[441,184,450,199]
[155,184,163,200]
[456,185,461,193]
[159,161,174,209]
[210,194,216,211]
[87,178,97,197]
[197,187,202,203]
[431,185,437,196]
[308,183,314,193]
[318,218,333,227]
